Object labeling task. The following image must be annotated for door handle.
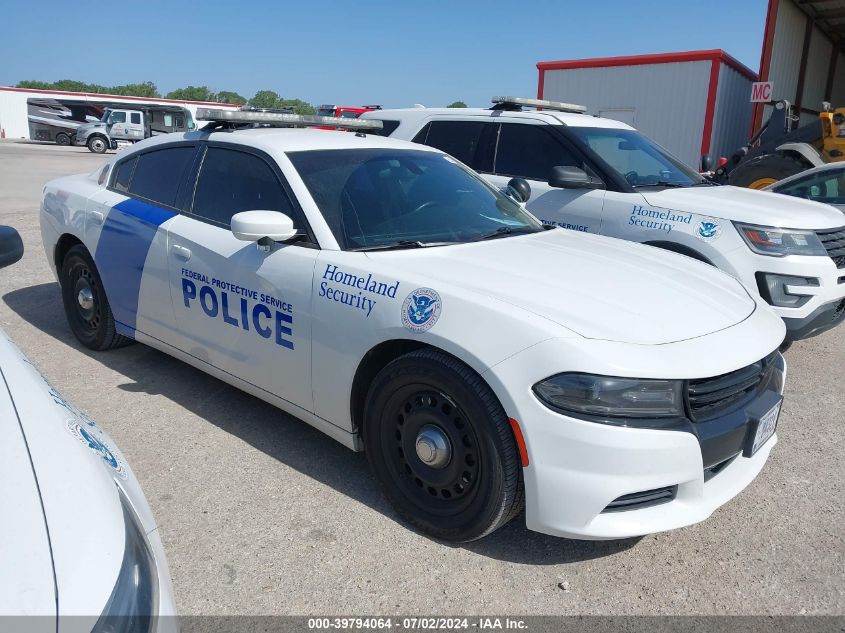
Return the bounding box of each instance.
[171,244,192,260]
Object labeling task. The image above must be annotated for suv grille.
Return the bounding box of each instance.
[686,353,777,421]
[817,227,845,269]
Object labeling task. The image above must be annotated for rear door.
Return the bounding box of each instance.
[164,143,318,412]
[125,110,145,140]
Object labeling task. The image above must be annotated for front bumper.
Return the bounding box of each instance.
[783,297,845,341]
[484,324,786,540]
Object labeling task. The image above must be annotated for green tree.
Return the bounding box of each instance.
[112,82,160,98]
[165,85,217,102]
[278,98,315,115]
[16,80,52,90]
[216,90,247,105]
[446,101,467,108]
[248,90,282,109]
[16,79,159,98]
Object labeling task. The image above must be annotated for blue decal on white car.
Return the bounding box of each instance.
[402,288,442,332]
[696,218,722,242]
[94,197,175,335]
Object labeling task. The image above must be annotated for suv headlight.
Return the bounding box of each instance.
[92,489,158,633]
[734,222,827,257]
[533,373,684,422]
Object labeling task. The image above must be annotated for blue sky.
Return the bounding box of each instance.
[1,0,768,107]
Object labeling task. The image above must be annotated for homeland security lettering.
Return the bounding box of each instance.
[181,268,294,350]
[629,205,692,233]
[319,264,400,317]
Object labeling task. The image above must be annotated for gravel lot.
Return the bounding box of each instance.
[0,140,842,616]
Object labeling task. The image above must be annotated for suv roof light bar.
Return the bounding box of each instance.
[195,108,384,130]
[491,96,587,114]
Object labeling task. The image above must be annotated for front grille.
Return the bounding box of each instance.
[686,353,777,421]
[817,227,845,269]
[602,486,677,513]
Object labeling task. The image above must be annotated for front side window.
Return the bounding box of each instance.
[192,147,295,228]
[494,123,581,181]
[128,146,195,207]
[569,127,703,188]
[288,148,542,250]
[773,169,845,206]
[110,111,127,124]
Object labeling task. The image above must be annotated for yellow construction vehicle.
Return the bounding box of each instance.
[711,100,845,189]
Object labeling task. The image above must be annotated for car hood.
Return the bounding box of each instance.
[639,185,845,229]
[379,229,756,345]
[0,331,153,617]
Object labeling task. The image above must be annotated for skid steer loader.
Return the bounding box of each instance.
[710,100,845,189]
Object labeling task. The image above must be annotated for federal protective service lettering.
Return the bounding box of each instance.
[180,268,295,350]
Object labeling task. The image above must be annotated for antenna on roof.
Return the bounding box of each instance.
[491,96,587,114]
[195,108,384,131]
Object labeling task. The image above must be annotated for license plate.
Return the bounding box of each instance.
[744,397,781,457]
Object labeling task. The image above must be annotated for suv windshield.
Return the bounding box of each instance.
[568,127,705,188]
[288,148,542,250]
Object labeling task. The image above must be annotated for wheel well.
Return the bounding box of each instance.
[54,234,83,272]
[644,241,713,265]
[350,340,428,436]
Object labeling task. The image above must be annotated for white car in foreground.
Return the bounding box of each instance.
[40,110,787,541]
[363,97,845,345]
[0,227,176,630]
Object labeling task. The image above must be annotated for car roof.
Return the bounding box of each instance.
[114,126,439,160]
[767,161,845,190]
[361,107,635,130]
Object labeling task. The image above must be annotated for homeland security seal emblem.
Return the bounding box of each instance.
[401,288,442,333]
[696,217,722,242]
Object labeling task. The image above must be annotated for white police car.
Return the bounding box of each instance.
[363,97,845,346]
[40,109,787,541]
[0,227,176,631]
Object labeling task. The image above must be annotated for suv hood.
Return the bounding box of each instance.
[382,229,756,345]
[639,185,844,229]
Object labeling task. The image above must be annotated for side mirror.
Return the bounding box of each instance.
[548,166,603,190]
[700,154,714,172]
[0,226,24,269]
[505,177,531,203]
[231,211,298,249]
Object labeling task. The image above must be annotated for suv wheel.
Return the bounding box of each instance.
[87,136,108,154]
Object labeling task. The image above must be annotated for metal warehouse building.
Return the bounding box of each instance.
[536,50,757,168]
[537,0,845,169]
[0,86,239,141]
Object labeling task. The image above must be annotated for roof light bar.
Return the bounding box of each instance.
[195,108,384,130]
[491,96,587,114]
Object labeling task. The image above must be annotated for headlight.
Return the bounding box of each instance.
[734,222,827,257]
[92,489,158,633]
[532,373,684,421]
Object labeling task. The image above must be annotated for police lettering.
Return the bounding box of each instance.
[181,278,294,350]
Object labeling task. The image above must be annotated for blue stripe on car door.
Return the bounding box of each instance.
[94,198,175,335]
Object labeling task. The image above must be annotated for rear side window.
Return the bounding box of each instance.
[495,123,581,181]
[130,112,141,124]
[191,147,296,228]
[414,121,495,172]
[128,146,195,207]
[369,120,400,136]
[112,157,137,192]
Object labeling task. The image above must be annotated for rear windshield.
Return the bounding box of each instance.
[287,148,542,250]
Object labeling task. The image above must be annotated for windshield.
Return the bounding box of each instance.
[100,109,111,123]
[568,127,704,188]
[288,148,543,250]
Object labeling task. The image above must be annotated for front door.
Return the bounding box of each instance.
[165,144,317,412]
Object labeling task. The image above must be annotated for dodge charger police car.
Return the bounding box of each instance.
[41,109,787,541]
[0,227,176,631]
[363,97,845,346]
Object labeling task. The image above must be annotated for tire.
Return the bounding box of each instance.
[87,136,108,154]
[727,153,809,189]
[779,340,793,353]
[60,245,132,351]
[364,349,523,542]
[55,132,71,146]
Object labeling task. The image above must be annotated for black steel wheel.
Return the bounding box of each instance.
[60,244,131,350]
[364,349,523,542]
[55,132,71,146]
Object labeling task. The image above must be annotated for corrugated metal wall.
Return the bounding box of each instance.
[542,61,712,166]
[832,51,845,105]
[711,63,755,160]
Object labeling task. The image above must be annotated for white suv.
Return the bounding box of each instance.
[363,97,845,346]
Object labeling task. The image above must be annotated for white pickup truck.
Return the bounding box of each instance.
[363,97,845,347]
[75,106,196,154]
